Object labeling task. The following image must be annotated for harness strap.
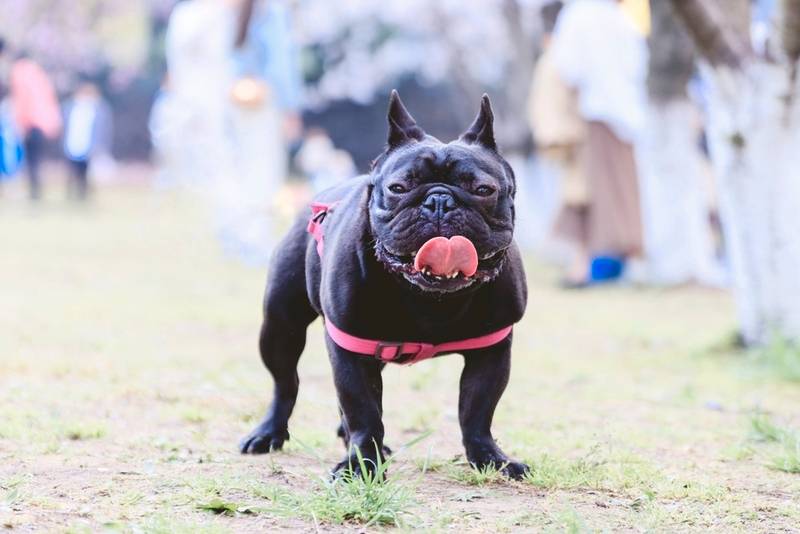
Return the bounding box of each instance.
[307,201,334,256]
[307,201,513,365]
[325,319,513,365]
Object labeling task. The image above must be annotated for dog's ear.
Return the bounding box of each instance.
[387,90,425,149]
[459,94,496,150]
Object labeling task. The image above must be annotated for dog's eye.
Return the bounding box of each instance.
[474,185,495,197]
[388,184,408,194]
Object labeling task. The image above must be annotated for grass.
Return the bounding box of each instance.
[124,515,230,534]
[289,450,417,527]
[191,446,418,527]
[181,407,209,424]
[750,336,800,382]
[429,451,620,490]
[750,413,791,443]
[546,507,588,534]
[2,476,26,508]
[3,176,800,532]
[61,421,107,441]
[443,461,507,486]
[523,452,607,489]
[772,443,800,474]
[749,413,800,474]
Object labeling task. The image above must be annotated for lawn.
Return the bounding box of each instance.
[2,173,800,532]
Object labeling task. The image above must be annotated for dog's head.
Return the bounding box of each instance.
[369,91,516,293]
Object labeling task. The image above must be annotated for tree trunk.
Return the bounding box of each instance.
[670,0,800,344]
[639,99,722,285]
[669,0,750,68]
[433,0,538,154]
[703,63,800,344]
[496,0,538,153]
[640,0,722,285]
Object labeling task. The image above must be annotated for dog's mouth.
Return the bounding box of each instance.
[375,236,507,293]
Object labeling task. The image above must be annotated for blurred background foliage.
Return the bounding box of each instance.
[0,0,547,166]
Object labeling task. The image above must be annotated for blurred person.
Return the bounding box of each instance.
[164,0,303,265]
[62,80,113,201]
[225,0,304,264]
[0,81,24,191]
[295,128,356,193]
[3,44,62,201]
[527,0,589,286]
[165,0,245,264]
[164,0,235,190]
[550,0,648,287]
[148,75,180,188]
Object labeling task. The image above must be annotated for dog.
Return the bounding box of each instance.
[240,91,528,479]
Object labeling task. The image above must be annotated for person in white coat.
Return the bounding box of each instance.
[550,0,648,286]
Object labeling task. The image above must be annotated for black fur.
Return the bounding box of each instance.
[240,91,528,479]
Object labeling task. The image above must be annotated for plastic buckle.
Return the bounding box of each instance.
[374,342,404,362]
[311,209,328,224]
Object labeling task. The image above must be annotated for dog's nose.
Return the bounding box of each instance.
[422,191,457,217]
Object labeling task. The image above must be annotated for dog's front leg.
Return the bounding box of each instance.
[459,335,529,480]
[326,336,386,477]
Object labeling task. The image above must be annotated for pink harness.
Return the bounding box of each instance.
[307,202,513,365]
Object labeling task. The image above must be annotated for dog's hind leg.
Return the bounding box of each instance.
[240,227,318,454]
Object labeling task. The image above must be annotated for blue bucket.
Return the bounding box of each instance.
[590,255,625,282]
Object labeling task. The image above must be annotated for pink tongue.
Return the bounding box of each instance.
[413,236,479,277]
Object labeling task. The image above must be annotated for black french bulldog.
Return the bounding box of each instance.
[240,91,528,479]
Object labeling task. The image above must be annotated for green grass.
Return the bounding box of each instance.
[125,515,230,534]
[192,447,418,527]
[195,497,259,516]
[545,507,588,534]
[750,336,800,382]
[291,450,417,527]
[771,443,800,474]
[749,414,800,474]
[750,413,792,443]
[443,461,507,486]
[61,421,107,441]
[186,441,421,527]
[181,407,209,424]
[523,453,607,489]
[2,475,26,508]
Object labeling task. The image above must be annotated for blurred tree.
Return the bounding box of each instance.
[0,0,176,159]
[647,0,694,101]
[0,0,169,89]
[639,0,722,286]
[669,0,800,345]
[3,1,543,157]
[295,0,541,152]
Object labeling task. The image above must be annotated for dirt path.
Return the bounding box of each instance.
[2,181,799,532]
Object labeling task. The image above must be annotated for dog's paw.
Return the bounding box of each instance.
[331,456,382,480]
[331,447,387,480]
[468,454,530,481]
[239,423,289,454]
[501,460,530,481]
